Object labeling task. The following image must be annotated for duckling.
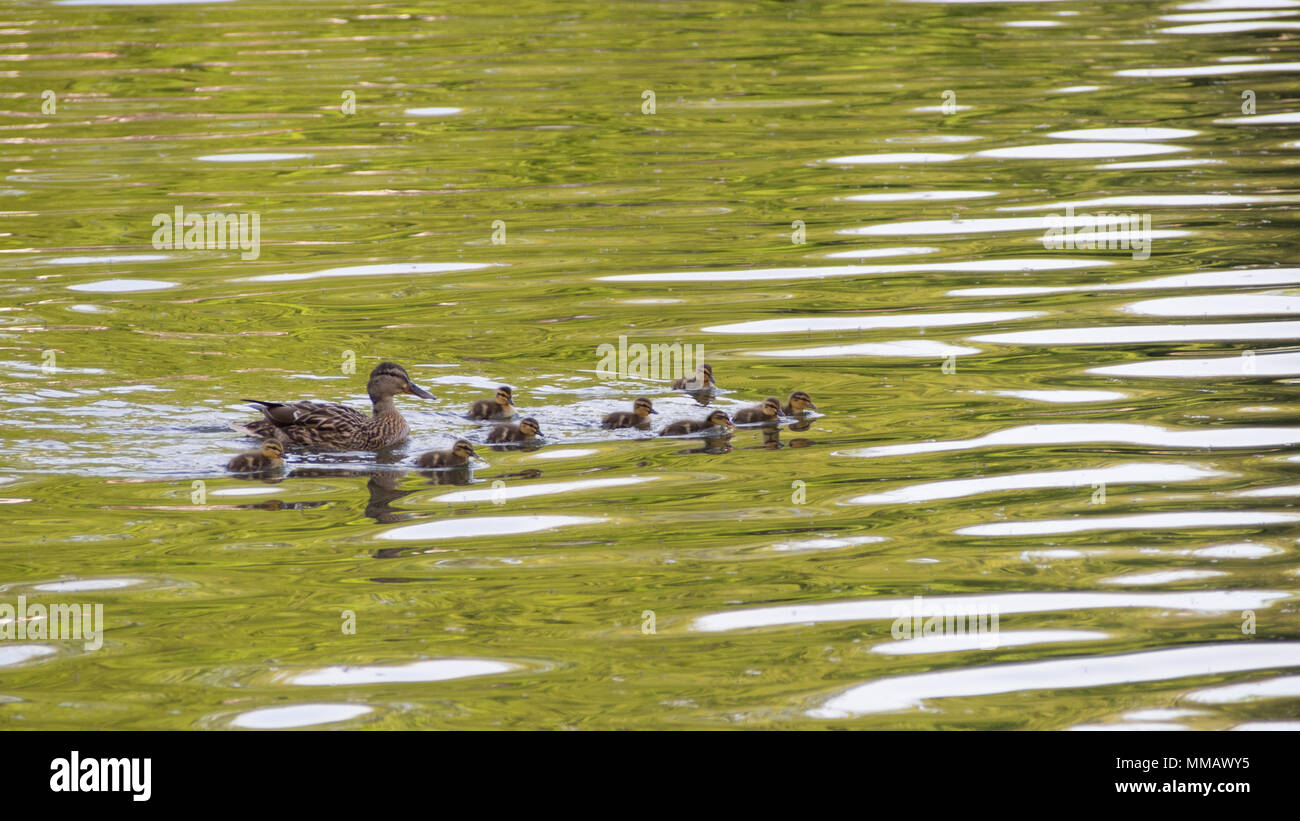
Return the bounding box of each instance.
[672,362,716,391]
[487,416,542,444]
[226,439,284,472]
[733,396,782,425]
[782,391,817,416]
[659,409,734,437]
[468,386,515,420]
[237,362,435,451]
[415,438,478,468]
[601,397,658,429]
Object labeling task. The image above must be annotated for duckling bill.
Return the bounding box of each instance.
[468,386,514,420]
[672,363,715,391]
[236,361,434,451]
[733,396,781,425]
[416,439,478,468]
[601,397,657,429]
[227,439,284,472]
[659,409,733,437]
[487,417,542,443]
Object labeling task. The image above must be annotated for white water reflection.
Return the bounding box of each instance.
[872,630,1107,655]
[1048,127,1199,140]
[599,258,1103,283]
[1217,111,1300,124]
[844,422,1300,459]
[377,515,605,541]
[1091,351,1300,378]
[826,152,965,164]
[811,642,1300,717]
[1162,19,1300,31]
[957,511,1300,537]
[1001,193,1273,211]
[977,142,1185,160]
[196,153,310,162]
[843,213,1148,236]
[822,246,938,259]
[430,477,652,503]
[841,191,995,202]
[1124,294,1300,316]
[1186,674,1300,703]
[230,703,372,729]
[1095,158,1221,169]
[1101,570,1228,585]
[846,463,1221,506]
[1116,61,1300,76]
[0,645,56,667]
[237,262,491,283]
[755,340,978,359]
[949,266,1300,297]
[991,389,1125,403]
[67,279,177,293]
[691,590,1286,633]
[972,320,1300,345]
[704,311,1041,334]
[287,658,518,686]
[404,107,462,117]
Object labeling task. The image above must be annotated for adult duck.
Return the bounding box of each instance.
[236,361,435,451]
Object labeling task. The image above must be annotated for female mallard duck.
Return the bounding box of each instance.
[487,416,542,443]
[672,363,715,391]
[226,439,284,472]
[733,396,781,425]
[416,438,478,468]
[601,397,658,429]
[660,409,733,437]
[468,386,515,420]
[782,391,817,415]
[236,362,435,451]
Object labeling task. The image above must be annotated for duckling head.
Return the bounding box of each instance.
[761,397,781,417]
[260,439,285,459]
[495,386,514,407]
[700,362,716,385]
[788,390,817,411]
[368,362,435,402]
[520,417,542,437]
[707,410,734,429]
[633,397,658,417]
[453,439,478,460]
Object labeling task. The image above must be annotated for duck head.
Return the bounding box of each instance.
[787,390,817,412]
[495,386,514,407]
[520,417,542,438]
[707,410,734,429]
[761,397,781,418]
[699,363,716,386]
[261,439,285,460]
[633,397,658,418]
[453,439,478,460]
[368,362,435,402]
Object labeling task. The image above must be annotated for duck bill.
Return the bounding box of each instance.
[407,383,436,399]
[806,401,818,410]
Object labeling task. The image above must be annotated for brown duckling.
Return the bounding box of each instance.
[659,409,734,437]
[672,363,716,391]
[227,439,284,472]
[601,397,658,429]
[487,416,542,443]
[237,362,435,451]
[415,438,478,468]
[468,386,515,420]
[733,396,781,425]
[782,391,817,415]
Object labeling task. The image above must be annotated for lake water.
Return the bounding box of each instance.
[2,0,1299,730]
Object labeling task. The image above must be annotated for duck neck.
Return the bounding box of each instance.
[371,395,399,416]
